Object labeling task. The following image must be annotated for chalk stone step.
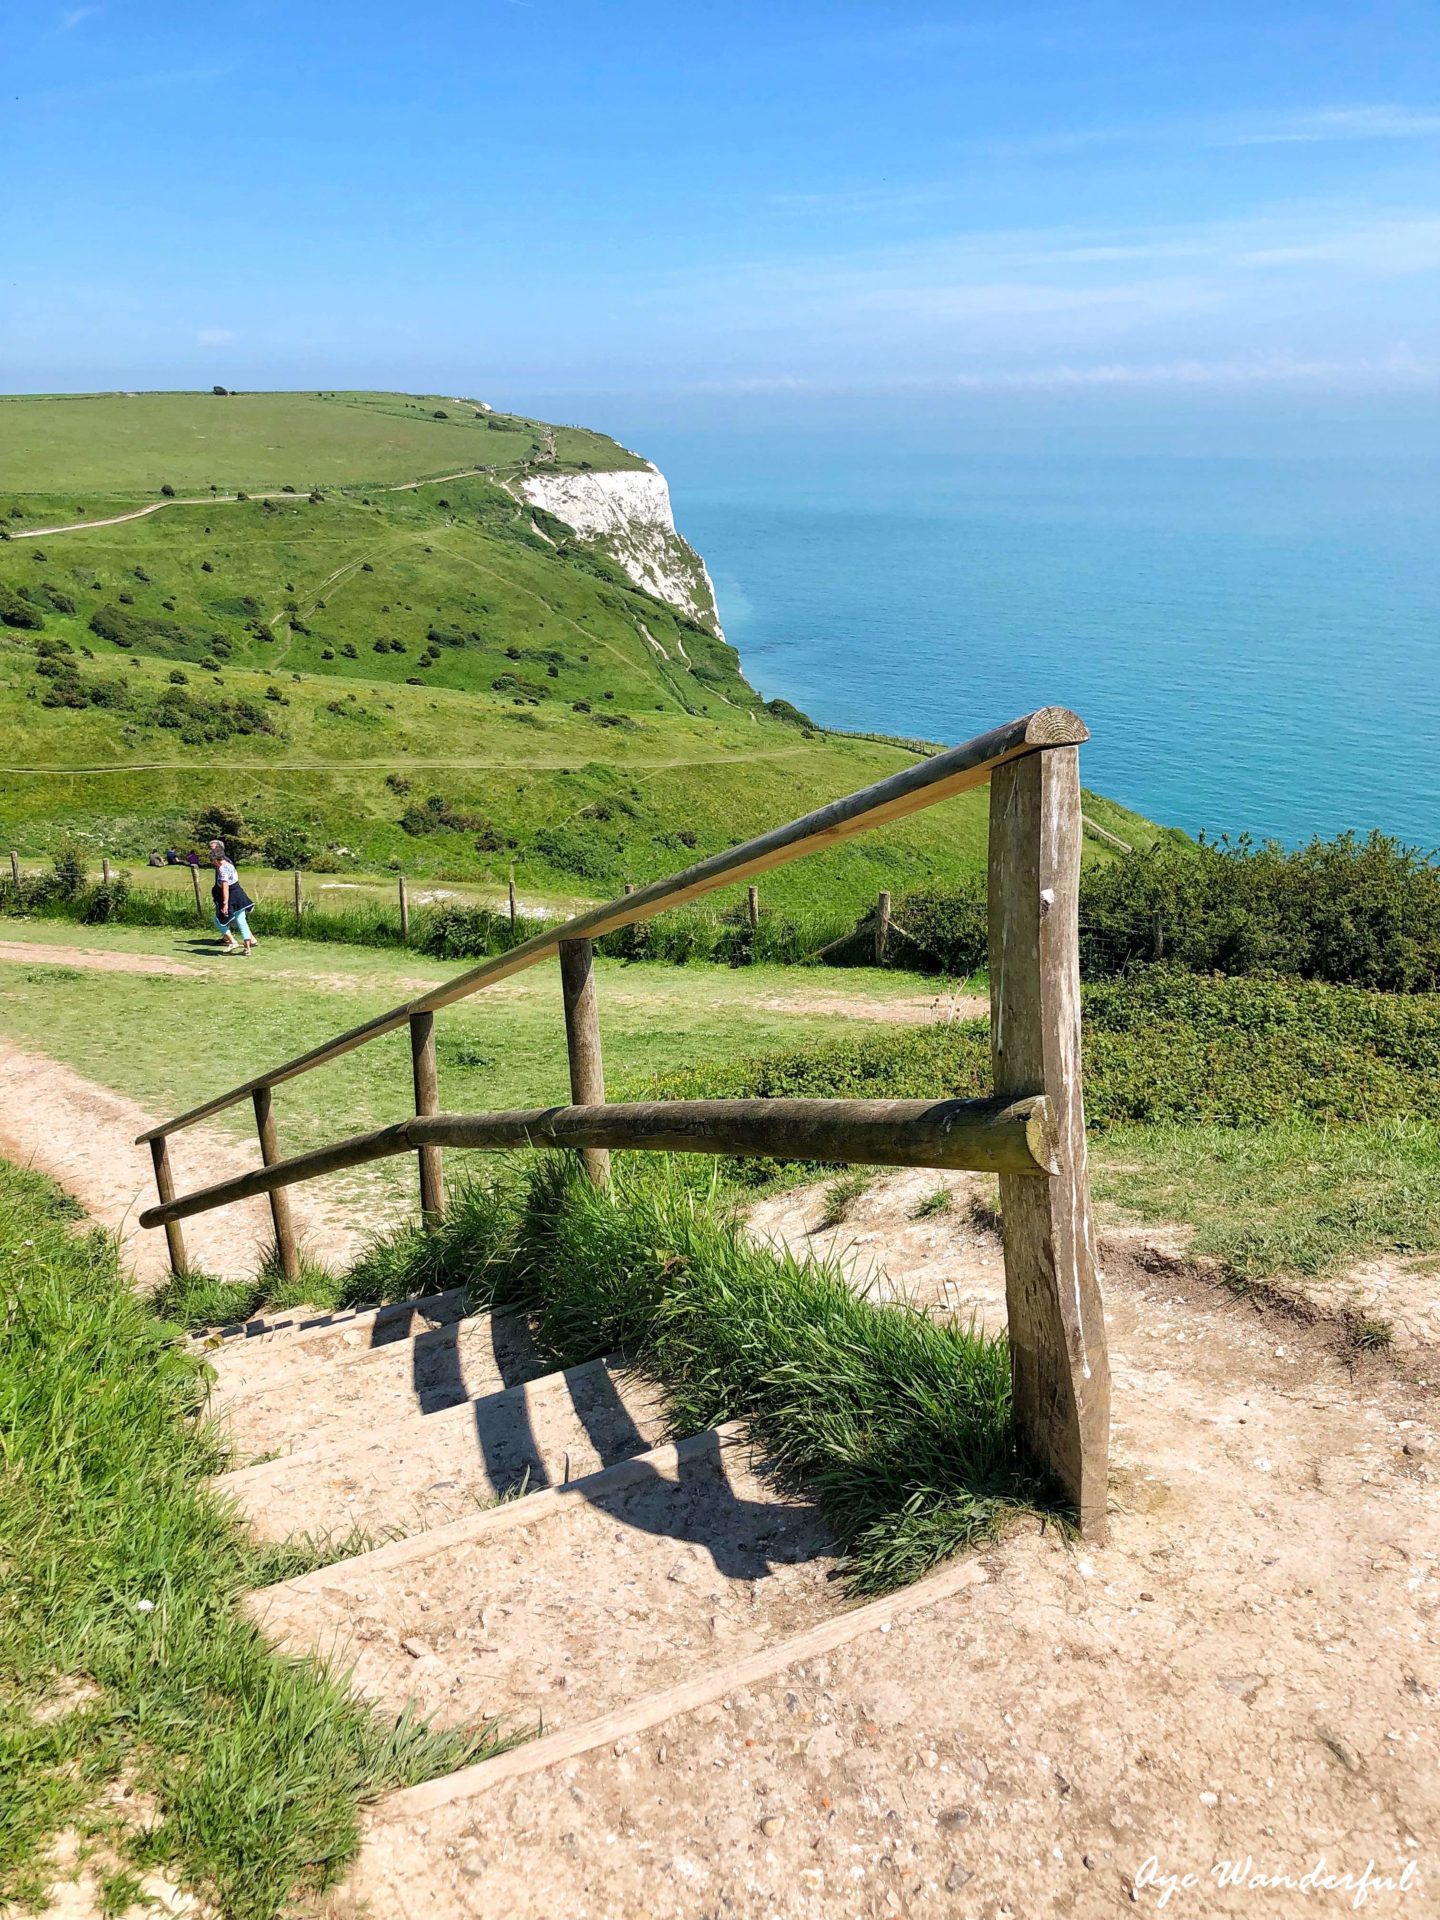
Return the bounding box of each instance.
[216,1355,672,1543]
[249,1424,837,1738]
[216,1311,549,1464]
[199,1289,470,1403]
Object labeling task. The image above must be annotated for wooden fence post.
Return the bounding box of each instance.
[293,870,303,921]
[147,1136,188,1276]
[409,1011,445,1225]
[747,884,760,929]
[252,1086,300,1280]
[987,746,1110,1536]
[559,937,609,1187]
[101,856,111,886]
[398,874,410,943]
[874,889,891,965]
[507,867,518,930]
[190,863,205,922]
[8,851,19,891]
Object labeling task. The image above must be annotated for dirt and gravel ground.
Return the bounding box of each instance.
[0,1033,367,1283]
[10,1010,1437,1918]
[323,1174,1438,1920]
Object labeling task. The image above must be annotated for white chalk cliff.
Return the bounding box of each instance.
[519,463,722,636]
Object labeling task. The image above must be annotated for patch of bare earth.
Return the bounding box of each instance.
[0,1035,367,1282]
[315,1170,1437,1919]
[750,989,986,1027]
[0,939,205,977]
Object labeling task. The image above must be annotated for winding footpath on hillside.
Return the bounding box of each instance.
[8,466,498,541]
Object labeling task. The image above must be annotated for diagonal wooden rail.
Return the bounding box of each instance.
[138,706,1111,1533]
[136,708,1080,1143]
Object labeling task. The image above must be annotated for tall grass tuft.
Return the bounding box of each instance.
[347,1158,1041,1593]
[0,1163,515,1919]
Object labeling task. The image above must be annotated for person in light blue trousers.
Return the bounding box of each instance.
[209,839,258,954]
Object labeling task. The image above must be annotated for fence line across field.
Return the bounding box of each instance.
[127,704,1111,1534]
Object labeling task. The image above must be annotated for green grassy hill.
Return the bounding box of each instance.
[0,389,1159,912]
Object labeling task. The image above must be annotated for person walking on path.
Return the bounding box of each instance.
[210,839,258,955]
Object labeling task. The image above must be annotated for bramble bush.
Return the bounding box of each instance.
[867,832,1440,992]
[1079,832,1440,991]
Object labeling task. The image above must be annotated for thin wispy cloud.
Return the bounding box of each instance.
[60,5,102,28]
[682,346,1436,396]
[643,199,1440,397]
[769,105,1440,223]
[197,328,234,347]
[1225,104,1440,145]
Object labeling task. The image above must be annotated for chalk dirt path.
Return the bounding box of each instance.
[0,1035,365,1283]
[10,466,496,541]
[0,935,974,1025]
[326,1169,1439,1920]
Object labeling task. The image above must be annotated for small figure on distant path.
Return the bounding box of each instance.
[185,849,201,868]
[165,847,180,865]
[147,849,164,867]
[210,839,257,955]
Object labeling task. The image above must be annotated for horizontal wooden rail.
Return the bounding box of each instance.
[134,707,1084,1144]
[138,1093,1056,1228]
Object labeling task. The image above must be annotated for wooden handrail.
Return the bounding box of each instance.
[134,707,1084,1144]
[137,701,1112,1536]
[138,1093,1057,1229]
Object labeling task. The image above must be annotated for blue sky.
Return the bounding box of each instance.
[5,1,1438,451]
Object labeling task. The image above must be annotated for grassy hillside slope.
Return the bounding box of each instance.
[0,390,1160,913]
[0,388,646,497]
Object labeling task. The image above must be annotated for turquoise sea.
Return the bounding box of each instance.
[661,450,1439,849]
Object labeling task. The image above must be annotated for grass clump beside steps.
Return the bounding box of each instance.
[152,1236,346,1333]
[346,1157,1041,1595]
[0,1162,512,1920]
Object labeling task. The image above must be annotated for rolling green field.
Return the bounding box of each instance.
[0,389,1159,913]
[0,388,646,497]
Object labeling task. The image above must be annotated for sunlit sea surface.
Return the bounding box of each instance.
[664,451,1438,847]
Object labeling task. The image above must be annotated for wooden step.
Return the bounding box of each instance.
[330,1555,992,1919]
[214,1311,548,1464]
[216,1356,672,1542]
[197,1288,469,1406]
[249,1423,837,1738]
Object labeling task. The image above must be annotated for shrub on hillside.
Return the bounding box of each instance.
[89,602,199,656]
[531,822,621,884]
[1080,833,1440,991]
[190,803,253,857]
[264,823,314,869]
[0,583,44,630]
[152,688,274,745]
[847,833,1440,992]
[885,880,989,975]
[78,871,132,923]
[415,904,539,961]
